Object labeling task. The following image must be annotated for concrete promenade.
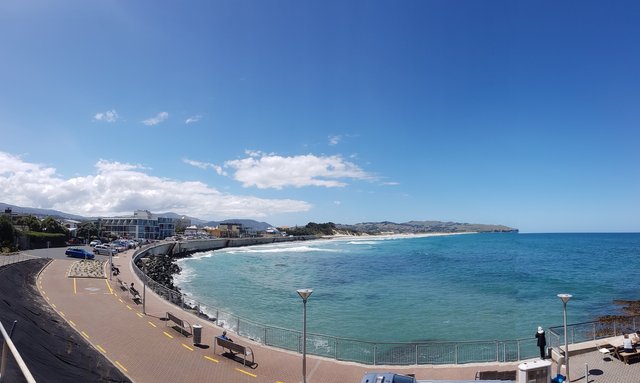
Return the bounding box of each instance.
[35,248,522,383]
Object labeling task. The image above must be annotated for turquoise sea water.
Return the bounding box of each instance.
[174,233,640,343]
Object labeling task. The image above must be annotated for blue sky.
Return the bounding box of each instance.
[1,1,638,232]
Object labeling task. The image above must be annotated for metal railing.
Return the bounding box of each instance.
[0,253,36,268]
[131,246,545,365]
[0,321,36,383]
[548,315,640,349]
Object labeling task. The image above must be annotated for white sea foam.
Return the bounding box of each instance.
[347,241,378,245]
[172,262,197,285]
[226,245,338,254]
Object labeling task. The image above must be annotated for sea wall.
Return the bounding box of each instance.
[134,235,319,261]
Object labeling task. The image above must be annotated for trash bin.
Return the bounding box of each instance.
[192,324,202,345]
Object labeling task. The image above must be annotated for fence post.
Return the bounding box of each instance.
[455,344,458,364]
[373,344,377,365]
[263,327,267,346]
[237,317,240,334]
[415,344,419,365]
[496,342,500,362]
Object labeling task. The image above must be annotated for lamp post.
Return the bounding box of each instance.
[558,293,572,382]
[297,288,313,383]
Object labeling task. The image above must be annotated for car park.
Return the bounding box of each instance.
[65,247,95,260]
[93,244,117,256]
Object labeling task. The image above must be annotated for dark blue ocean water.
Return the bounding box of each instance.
[174,233,640,342]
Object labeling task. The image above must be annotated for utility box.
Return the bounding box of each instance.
[192,324,202,345]
[517,359,552,383]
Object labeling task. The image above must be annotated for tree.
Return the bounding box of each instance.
[77,221,98,239]
[16,215,42,232]
[41,217,69,235]
[0,215,17,249]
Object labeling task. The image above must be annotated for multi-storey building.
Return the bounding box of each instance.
[99,210,176,240]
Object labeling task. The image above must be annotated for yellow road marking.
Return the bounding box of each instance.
[105,279,114,294]
[81,331,90,339]
[69,320,76,327]
[45,296,50,301]
[148,321,157,328]
[115,361,128,372]
[126,305,132,310]
[59,311,65,317]
[97,345,107,354]
[204,355,219,363]
[51,304,57,309]
[236,368,257,378]
[136,313,143,318]
[182,343,194,351]
[163,331,174,339]
[118,298,124,303]
[73,278,77,294]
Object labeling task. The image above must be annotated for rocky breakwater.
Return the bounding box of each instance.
[595,299,640,337]
[135,255,182,292]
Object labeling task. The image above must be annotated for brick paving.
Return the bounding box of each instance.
[568,350,640,383]
[35,249,535,382]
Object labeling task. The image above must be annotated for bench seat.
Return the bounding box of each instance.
[214,336,254,367]
[166,312,191,337]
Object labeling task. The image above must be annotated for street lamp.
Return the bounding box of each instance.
[297,288,313,383]
[558,293,572,382]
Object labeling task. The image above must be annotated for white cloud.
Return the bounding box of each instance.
[0,151,310,220]
[223,152,374,189]
[381,181,400,186]
[329,135,341,146]
[94,109,119,123]
[185,115,202,124]
[183,158,227,176]
[142,112,169,126]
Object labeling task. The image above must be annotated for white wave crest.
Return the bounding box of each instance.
[226,246,338,254]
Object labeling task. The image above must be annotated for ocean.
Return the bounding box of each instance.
[173,233,640,343]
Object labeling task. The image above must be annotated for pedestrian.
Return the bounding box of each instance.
[536,326,547,359]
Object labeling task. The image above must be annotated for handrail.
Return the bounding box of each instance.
[0,321,36,383]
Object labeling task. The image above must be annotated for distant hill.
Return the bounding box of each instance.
[336,220,517,234]
[156,212,207,226]
[1,202,515,234]
[0,202,88,221]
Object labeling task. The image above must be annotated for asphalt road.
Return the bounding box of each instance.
[22,245,118,261]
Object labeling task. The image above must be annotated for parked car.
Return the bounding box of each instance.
[93,244,117,256]
[65,247,95,260]
[108,243,127,252]
[89,240,101,247]
[360,373,416,383]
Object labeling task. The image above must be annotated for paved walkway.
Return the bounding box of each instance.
[35,249,525,382]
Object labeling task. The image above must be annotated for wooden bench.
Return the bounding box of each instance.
[615,347,640,364]
[166,312,191,337]
[129,286,141,302]
[214,336,255,367]
[116,278,128,291]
